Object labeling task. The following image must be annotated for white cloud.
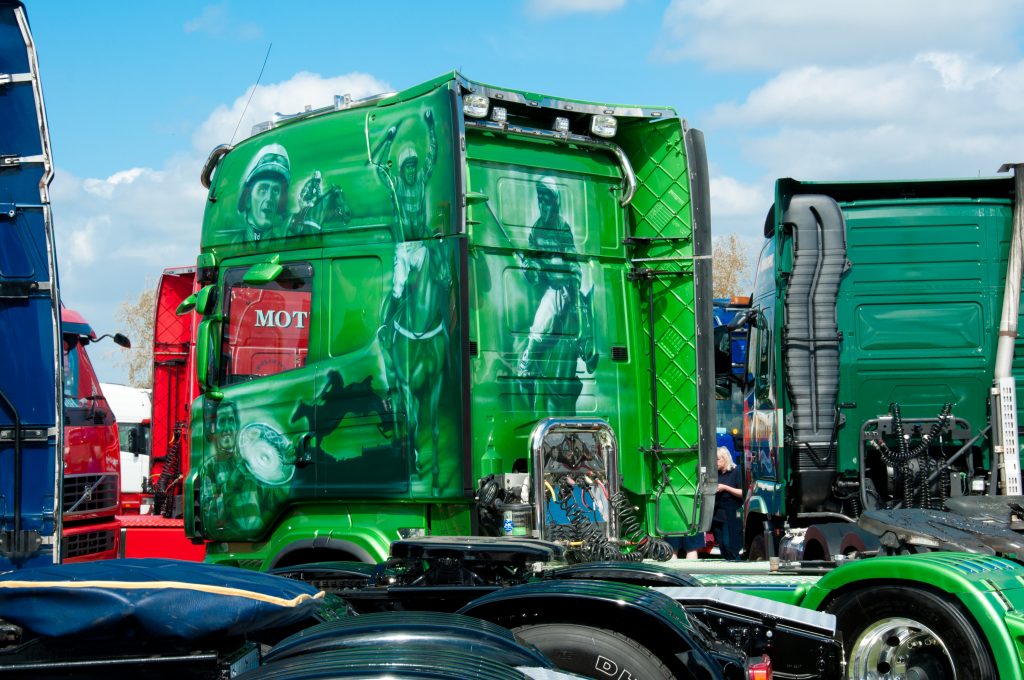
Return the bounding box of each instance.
[184,4,228,35]
[652,0,1024,70]
[704,53,1024,182]
[710,175,770,218]
[193,71,390,152]
[82,168,148,199]
[706,175,774,250]
[525,0,626,19]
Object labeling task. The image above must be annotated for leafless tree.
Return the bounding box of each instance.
[712,234,752,299]
[115,281,155,388]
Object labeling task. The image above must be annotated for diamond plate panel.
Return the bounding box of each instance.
[623,120,699,453]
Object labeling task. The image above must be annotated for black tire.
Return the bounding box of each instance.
[827,585,995,679]
[512,624,674,679]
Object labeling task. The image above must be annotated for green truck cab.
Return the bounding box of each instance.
[184,72,718,570]
[737,175,1024,562]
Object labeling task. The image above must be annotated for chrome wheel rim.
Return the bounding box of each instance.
[848,616,954,680]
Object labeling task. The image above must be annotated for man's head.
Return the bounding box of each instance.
[536,177,561,226]
[238,145,291,231]
[398,147,419,185]
[214,402,240,455]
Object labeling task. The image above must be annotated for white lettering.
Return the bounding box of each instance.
[255,310,274,327]
[595,656,617,678]
[253,309,308,329]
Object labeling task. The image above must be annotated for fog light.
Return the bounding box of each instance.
[491,106,508,124]
[590,114,617,138]
[463,94,490,118]
[553,117,570,134]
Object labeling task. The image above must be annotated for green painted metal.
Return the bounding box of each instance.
[184,73,708,565]
[677,551,1024,676]
[749,177,1018,520]
[831,196,1013,477]
[800,552,1024,680]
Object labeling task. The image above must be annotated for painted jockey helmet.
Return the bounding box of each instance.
[238,144,291,214]
[398,146,419,172]
[537,176,561,208]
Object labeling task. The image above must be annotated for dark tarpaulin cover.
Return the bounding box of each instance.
[0,558,324,640]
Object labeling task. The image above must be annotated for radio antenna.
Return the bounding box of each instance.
[230,42,272,146]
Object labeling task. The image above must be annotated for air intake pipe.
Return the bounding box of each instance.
[992,162,1024,495]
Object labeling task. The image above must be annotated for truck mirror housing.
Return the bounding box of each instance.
[176,293,197,316]
[243,254,283,285]
[195,318,222,400]
[195,285,218,316]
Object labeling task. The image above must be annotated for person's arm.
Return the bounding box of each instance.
[716,482,743,498]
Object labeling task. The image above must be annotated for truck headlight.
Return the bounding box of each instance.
[463,94,490,119]
[590,114,617,138]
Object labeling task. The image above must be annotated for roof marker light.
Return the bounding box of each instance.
[491,106,508,124]
[463,94,490,119]
[553,117,570,134]
[590,114,617,138]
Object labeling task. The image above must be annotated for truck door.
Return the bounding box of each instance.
[312,245,410,498]
[744,237,783,520]
[195,257,319,541]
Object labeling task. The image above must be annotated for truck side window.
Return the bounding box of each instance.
[220,263,313,386]
[754,310,773,402]
[62,338,81,409]
[745,321,759,390]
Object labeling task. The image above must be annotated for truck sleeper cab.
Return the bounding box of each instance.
[738,175,1024,562]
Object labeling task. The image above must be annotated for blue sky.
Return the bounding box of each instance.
[25,0,1024,383]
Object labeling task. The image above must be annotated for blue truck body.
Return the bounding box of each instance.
[0,0,62,570]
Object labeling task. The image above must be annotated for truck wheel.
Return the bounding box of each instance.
[512,623,674,679]
[827,586,994,679]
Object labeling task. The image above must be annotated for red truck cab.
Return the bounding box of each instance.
[116,268,205,561]
[60,307,123,561]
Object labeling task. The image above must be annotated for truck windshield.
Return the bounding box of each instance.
[220,263,313,386]
[63,337,102,408]
[118,423,151,455]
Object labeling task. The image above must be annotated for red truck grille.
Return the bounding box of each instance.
[63,529,116,559]
[63,474,118,515]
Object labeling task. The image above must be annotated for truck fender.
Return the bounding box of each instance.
[801,553,1024,680]
[270,537,375,569]
[262,610,552,669]
[803,523,853,561]
[542,560,701,587]
[744,496,769,517]
[457,579,738,679]
[838,525,880,557]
